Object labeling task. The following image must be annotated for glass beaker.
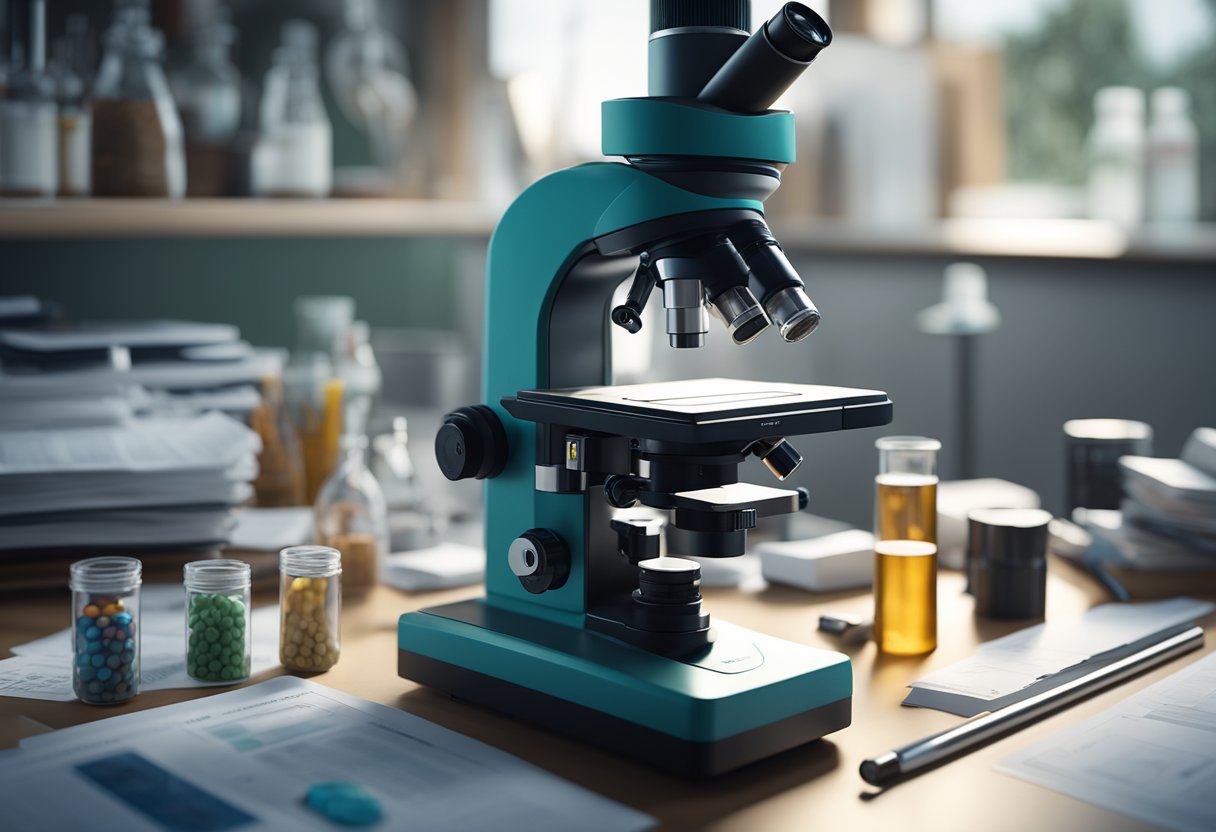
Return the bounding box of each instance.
[875,436,940,543]
[250,372,307,507]
[873,436,940,655]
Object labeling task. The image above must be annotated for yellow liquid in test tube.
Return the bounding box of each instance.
[876,473,938,543]
[874,539,937,655]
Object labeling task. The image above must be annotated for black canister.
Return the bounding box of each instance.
[967,508,1053,619]
[1063,419,1152,515]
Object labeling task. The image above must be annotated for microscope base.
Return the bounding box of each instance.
[398,599,852,777]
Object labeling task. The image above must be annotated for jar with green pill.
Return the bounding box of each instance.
[184,559,251,683]
[279,545,342,673]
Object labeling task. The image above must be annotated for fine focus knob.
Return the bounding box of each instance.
[435,405,508,481]
[508,529,570,595]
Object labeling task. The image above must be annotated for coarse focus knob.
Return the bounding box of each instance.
[508,529,570,594]
[435,405,508,481]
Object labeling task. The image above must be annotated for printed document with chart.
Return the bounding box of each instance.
[998,650,1216,832]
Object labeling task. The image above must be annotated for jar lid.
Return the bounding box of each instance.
[968,508,1052,566]
[184,559,251,592]
[70,556,142,592]
[280,545,341,577]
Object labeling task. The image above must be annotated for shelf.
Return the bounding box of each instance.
[771,217,1216,263]
[2,199,1214,263]
[0,198,498,240]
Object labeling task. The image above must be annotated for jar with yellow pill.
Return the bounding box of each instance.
[278,545,342,673]
[69,556,142,705]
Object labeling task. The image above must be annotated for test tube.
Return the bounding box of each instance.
[873,437,940,655]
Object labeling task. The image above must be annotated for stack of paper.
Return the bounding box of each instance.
[1118,428,1216,550]
[0,316,283,426]
[0,411,260,551]
[0,677,654,831]
[904,597,1215,716]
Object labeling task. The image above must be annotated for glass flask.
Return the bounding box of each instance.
[90,0,186,198]
[315,434,389,595]
[184,559,251,684]
[285,351,344,503]
[251,20,331,197]
[873,436,940,655]
[372,416,445,550]
[250,372,307,506]
[279,545,342,673]
[0,0,57,197]
[70,556,142,704]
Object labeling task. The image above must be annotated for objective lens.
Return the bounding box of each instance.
[764,285,821,343]
[661,277,708,349]
[730,219,821,344]
[708,285,769,345]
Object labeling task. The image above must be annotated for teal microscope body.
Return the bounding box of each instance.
[399,3,878,775]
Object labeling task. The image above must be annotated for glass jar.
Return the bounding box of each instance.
[90,0,186,198]
[873,436,940,656]
[184,559,251,684]
[279,545,341,673]
[69,556,141,704]
[315,435,389,595]
[0,0,58,197]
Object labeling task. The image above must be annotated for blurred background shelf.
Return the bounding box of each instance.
[4,199,1216,262]
[0,198,499,240]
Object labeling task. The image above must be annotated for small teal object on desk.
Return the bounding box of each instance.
[304,782,383,826]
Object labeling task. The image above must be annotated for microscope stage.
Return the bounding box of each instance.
[503,378,892,444]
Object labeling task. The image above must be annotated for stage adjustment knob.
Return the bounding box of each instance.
[508,529,570,594]
[435,405,508,481]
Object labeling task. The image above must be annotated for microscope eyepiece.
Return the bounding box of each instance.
[698,2,832,114]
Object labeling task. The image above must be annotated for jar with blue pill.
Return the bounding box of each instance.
[69,556,142,705]
[184,559,251,683]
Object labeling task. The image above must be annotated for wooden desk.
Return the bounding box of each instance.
[2,564,1211,831]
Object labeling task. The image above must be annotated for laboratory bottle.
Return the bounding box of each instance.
[873,436,940,655]
[184,559,251,683]
[251,20,332,198]
[326,0,416,175]
[171,20,240,145]
[1086,86,1145,227]
[1146,87,1199,225]
[340,320,382,439]
[0,0,57,197]
[51,15,92,197]
[279,545,342,673]
[70,556,142,704]
[373,416,445,551]
[250,373,307,507]
[315,434,389,595]
[285,351,344,503]
[91,0,186,198]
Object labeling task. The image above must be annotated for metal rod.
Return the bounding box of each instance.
[860,625,1205,786]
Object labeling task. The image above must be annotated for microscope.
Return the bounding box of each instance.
[399,1,893,776]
